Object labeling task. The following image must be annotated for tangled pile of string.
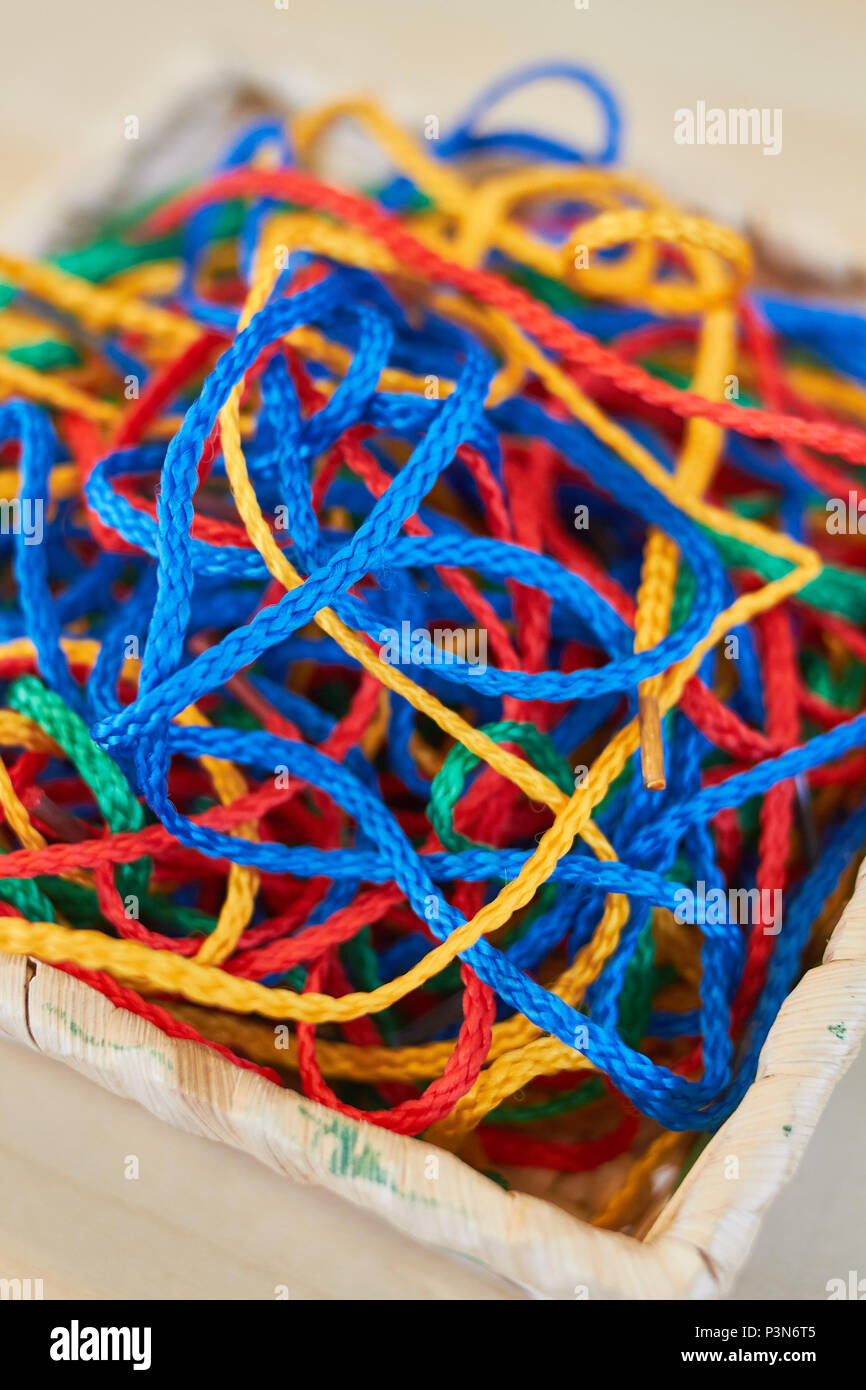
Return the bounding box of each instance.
[0,62,865,1227]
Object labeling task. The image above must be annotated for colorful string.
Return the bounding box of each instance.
[0,62,863,1227]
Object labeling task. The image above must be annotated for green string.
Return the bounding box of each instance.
[428,719,575,852]
[491,1076,606,1123]
[7,676,150,903]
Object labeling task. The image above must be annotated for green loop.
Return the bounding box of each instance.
[0,857,57,922]
[490,1075,606,1124]
[428,720,575,853]
[7,676,150,904]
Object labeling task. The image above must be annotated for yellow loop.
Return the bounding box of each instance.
[563,207,751,312]
[0,95,832,1144]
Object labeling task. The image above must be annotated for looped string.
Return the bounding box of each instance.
[0,65,863,1228]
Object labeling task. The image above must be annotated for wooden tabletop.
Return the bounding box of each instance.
[0,0,864,1300]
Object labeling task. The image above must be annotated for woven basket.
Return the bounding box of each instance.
[1,858,863,1300]
[2,72,864,1304]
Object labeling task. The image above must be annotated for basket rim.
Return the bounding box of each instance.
[1,857,864,1300]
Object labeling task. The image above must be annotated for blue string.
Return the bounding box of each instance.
[1,60,864,1137]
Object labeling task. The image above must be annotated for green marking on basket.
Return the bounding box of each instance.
[42,1002,175,1070]
[782,1125,792,1136]
[324,1114,393,1185]
[296,1102,469,1213]
[828,1022,847,1040]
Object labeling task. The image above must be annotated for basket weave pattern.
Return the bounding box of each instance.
[2,859,863,1300]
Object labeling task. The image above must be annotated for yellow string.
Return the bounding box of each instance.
[592,1131,689,1229]
[0,99,828,1165]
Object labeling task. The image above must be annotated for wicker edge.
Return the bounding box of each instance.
[3,66,864,1304]
[1,858,864,1301]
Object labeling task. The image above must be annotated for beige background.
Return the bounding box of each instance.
[2,0,866,275]
[0,0,864,1299]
